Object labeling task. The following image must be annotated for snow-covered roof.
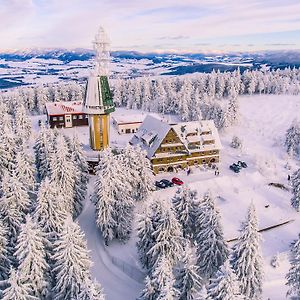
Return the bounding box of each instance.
[130,115,222,158]
[112,111,162,125]
[45,101,84,116]
[130,115,171,159]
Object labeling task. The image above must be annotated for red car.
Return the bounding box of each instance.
[172,177,184,185]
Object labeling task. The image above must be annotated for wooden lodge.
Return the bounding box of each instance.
[45,101,88,128]
[130,115,222,174]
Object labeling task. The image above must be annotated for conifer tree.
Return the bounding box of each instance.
[172,187,198,240]
[286,237,300,298]
[33,178,69,239]
[14,104,32,145]
[34,123,54,180]
[52,218,101,300]
[291,168,300,211]
[147,199,184,269]
[77,279,105,300]
[175,244,202,300]
[0,171,32,243]
[195,191,229,279]
[14,215,49,298]
[140,255,178,300]
[207,261,242,300]
[49,134,76,215]
[1,269,37,300]
[285,119,300,157]
[94,148,134,244]
[231,203,263,299]
[14,151,36,191]
[0,220,11,280]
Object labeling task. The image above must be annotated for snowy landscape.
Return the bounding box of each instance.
[1,1,300,300]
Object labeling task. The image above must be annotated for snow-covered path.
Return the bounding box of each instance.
[78,181,142,300]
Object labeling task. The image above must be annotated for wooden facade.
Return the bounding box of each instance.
[47,113,88,128]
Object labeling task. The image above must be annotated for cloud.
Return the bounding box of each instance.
[0,0,299,52]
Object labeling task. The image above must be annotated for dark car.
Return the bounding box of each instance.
[160,179,174,187]
[155,181,167,189]
[237,160,248,168]
[172,177,184,185]
[230,163,241,173]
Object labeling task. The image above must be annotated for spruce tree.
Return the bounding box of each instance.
[285,119,300,157]
[195,191,229,279]
[291,168,300,211]
[172,187,198,240]
[140,255,178,300]
[206,261,242,300]
[0,171,32,243]
[33,178,69,239]
[52,218,100,300]
[175,244,202,300]
[77,279,105,300]
[14,215,49,298]
[286,237,300,297]
[49,134,76,215]
[147,199,184,269]
[231,203,263,299]
[1,269,37,300]
[0,220,11,280]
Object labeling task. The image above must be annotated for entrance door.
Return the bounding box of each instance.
[65,114,72,128]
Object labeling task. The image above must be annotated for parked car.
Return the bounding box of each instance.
[155,180,167,189]
[160,179,174,187]
[171,177,184,185]
[229,163,241,173]
[237,160,248,168]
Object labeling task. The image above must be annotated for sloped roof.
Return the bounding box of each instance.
[130,115,222,159]
[130,115,171,159]
[45,101,83,116]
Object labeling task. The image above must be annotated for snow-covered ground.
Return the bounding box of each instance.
[32,94,300,300]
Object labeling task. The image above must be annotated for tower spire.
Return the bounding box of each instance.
[93,26,110,76]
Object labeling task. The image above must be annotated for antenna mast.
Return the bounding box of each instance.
[93,26,110,76]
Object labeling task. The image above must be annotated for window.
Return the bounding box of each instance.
[53,117,57,121]
[132,129,135,133]
[121,129,124,133]
[73,115,77,120]
[85,115,88,119]
[79,115,83,120]
[125,129,131,133]
[59,116,63,121]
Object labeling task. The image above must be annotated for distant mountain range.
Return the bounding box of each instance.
[0,49,299,89]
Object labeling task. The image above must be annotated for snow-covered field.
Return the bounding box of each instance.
[34,94,300,300]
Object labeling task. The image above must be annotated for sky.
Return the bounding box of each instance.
[1,0,300,53]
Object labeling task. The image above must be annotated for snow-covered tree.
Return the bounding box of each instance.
[77,278,105,300]
[33,178,69,239]
[140,255,178,300]
[69,136,89,217]
[195,191,229,279]
[52,218,101,300]
[0,171,32,243]
[291,168,300,211]
[206,261,242,300]
[285,119,300,157]
[121,145,153,201]
[231,203,263,299]
[34,123,54,180]
[1,269,37,300]
[13,151,36,191]
[172,187,199,240]
[286,236,300,298]
[147,199,184,269]
[49,134,77,215]
[94,148,134,243]
[175,244,202,300]
[14,104,32,144]
[14,215,49,298]
[230,136,243,150]
[0,220,11,280]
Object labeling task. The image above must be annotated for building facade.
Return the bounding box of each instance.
[45,101,88,128]
[130,116,222,174]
